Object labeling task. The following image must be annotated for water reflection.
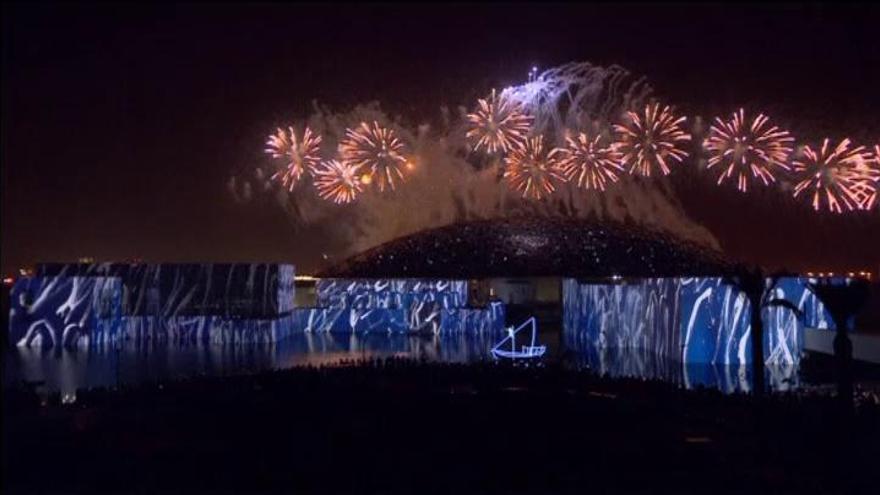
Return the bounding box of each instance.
[5,329,802,396]
[3,331,503,395]
[564,338,800,393]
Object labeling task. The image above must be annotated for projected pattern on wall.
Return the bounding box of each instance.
[11,263,297,347]
[11,276,122,348]
[10,265,505,347]
[563,277,836,367]
[293,280,504,334]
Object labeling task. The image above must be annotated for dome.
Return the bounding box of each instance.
[321,217,731,279]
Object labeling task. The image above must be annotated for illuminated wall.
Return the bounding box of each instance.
[118,314,299,345]
[563,277,836,366]
[10,268,505,347]
[293,279,504,334]
[35,263,296,317]
[11,263,297,347]
[562,278,682,358]
[10,276,122,348]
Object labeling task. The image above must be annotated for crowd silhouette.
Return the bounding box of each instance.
[4,356,879,494]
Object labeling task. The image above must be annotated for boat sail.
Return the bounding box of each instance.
[491,317,546,359]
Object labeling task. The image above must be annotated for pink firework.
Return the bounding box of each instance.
[556,131,624,191]
[853,145,880,210]
[613,103,691,177]
[264,127,323,190]
[339,121,409,192]
[503,135,567,200]
[466,89,533,154]
[703,109,794,192]
[313,160,364,204]
[792,138,869,213]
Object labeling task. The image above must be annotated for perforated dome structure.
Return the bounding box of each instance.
[322,218,731,278]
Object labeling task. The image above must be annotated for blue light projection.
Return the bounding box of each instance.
[11,263,297,347]
[293,279,504,335]
[34,263,296,317]
[9,265,505,347]
[10,276,122,348]
[563,276,836,367]
[563,278,681,359]
[441,301,506,334]
[565,338,800,393]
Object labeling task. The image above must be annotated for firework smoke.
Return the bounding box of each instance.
[237,63,734,264]
[501,61,652,137]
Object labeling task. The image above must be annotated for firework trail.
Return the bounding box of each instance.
[703,109,794,192]
[339,121,410,192]
[466,89,533,154]
[313,159,364,204]
[556,131,624,191]
[503,135,567,199]
[613,103,691,177]
[265,127,322,190]
[501,62,653,136]
[792,138,868,213]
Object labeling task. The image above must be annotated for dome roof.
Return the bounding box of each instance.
[321,217,731,279]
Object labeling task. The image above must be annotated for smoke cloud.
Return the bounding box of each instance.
[230,62,721,263]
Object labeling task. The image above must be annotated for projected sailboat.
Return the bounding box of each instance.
[491,317,546,359]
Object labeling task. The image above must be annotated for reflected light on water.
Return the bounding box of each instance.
[5,329,809,396]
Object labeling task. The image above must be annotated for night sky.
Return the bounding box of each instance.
[2,3,879,275]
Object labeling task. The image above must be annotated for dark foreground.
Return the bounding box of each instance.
[4,359,880,494]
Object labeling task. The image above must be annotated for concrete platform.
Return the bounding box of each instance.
[804,328,880,364]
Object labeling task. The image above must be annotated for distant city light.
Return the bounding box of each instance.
[805,270,873,280]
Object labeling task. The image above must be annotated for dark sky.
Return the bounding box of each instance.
[2,2,879,275]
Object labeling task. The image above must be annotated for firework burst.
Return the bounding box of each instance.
[503,135,567,200]
[264,127,323,190]
[555,131,624,191]
[339,121,409,192]
[853,145,880,210]
[313,159,364,204]
[613,103,691,177]
[792,138,869,213]
[466,89,533,154]
[703,109,794,192]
